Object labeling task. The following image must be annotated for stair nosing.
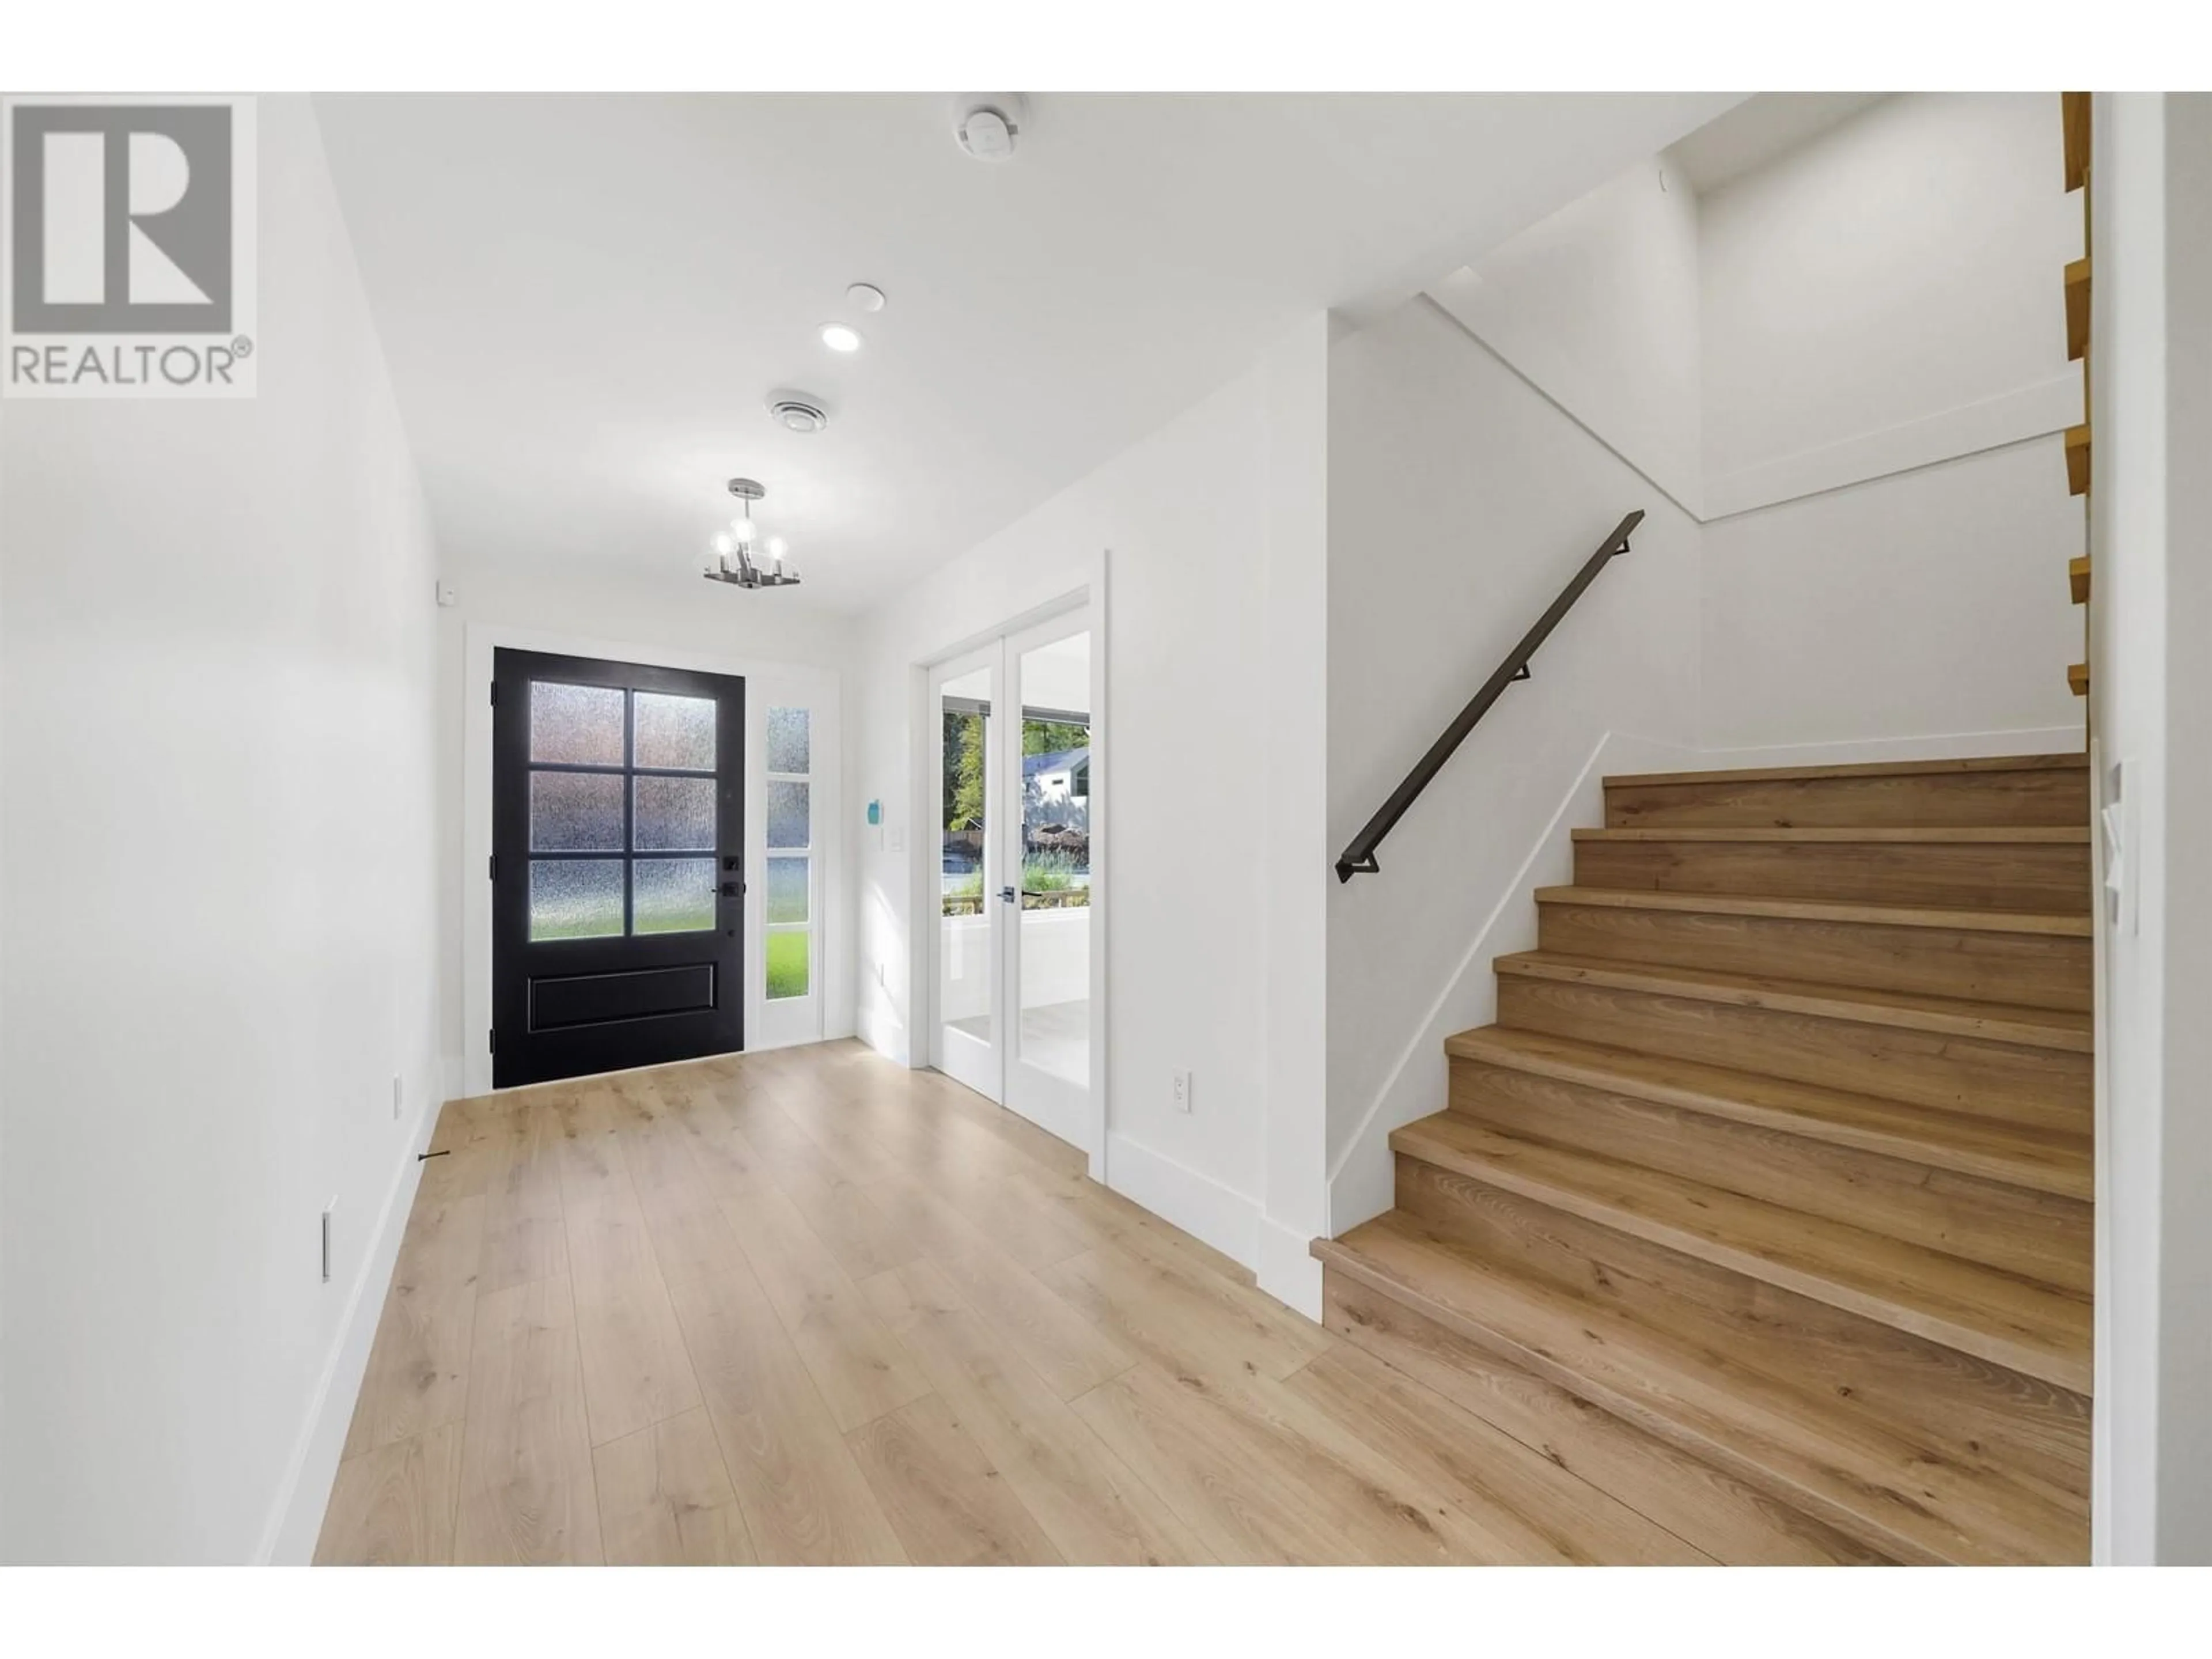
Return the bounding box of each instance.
[1441,1027,2091,1200]
[1494,950,2093,1054]
[1573,825,2090,843]
[1385,1113,2091,1393]
[1603,753,2089,789]
[1310,1220,2084,1565]
[1533,885,2093,937]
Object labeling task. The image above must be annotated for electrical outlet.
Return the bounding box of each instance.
[391,1073,404,1121]
[320,1197,338,1283]
[1172,1070,1192,1113]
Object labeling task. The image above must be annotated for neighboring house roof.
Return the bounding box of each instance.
[1023,746,1089,778]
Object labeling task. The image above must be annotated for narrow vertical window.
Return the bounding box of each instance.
[764,706,812,999]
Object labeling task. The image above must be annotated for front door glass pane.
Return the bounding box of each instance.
[632,858,716,934]
[530,771,624,851]
[531,682,625,766]
[530,858,624,941]
[633,691,715,771]
[632,774,715,851]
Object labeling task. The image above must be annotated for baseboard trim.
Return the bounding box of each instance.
[1105,1131,1260,1274]
[1255,1216,1324,1321]
[256,1070,442,1564]
[1690,725,2085,771]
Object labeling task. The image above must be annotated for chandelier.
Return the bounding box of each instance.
[704,478,801,589]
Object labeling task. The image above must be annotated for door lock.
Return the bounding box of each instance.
[999,885,1017,904]
[721,881,742,899]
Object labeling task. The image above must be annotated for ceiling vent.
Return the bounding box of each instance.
[767,393,829,434]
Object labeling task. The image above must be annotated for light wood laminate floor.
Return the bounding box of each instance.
[316,1039,1717,1565]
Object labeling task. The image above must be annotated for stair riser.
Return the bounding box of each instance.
[1605,767,2089,831]
[1574,838,2091,914]
[1445,1058,2093,1294]
[1391,1159,2093,1504]
[1537,902,2092,1013]
[1319,1273,1888,1565]
[1497,976,2091,1134]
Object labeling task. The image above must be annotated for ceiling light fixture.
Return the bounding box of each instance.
[704,478,800,590]
[846,282,885,313]
[819,322,862,353]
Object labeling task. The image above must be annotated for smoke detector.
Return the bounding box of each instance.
[953,93,1029,162]
[767,392,829,434]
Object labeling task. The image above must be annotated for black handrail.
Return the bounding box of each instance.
[1334,509,1645,883]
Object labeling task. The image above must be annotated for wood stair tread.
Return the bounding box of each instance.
[1442,1026,2092,1200]
[1312,1216,2086,1563]
[1493,951,2093,1054]
[1575,825,2088,843]
[1387,1112,2090,1391]
[1535,885,2092,937]
[1603,753,2088,790]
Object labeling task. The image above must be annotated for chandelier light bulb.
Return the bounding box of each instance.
[766,536,788,564]
[729,514,757,544]
[711,532,734,558]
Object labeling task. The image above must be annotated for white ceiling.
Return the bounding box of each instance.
[315,93,1741,610]
[1665,92,1891,196]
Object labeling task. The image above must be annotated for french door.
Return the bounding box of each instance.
[491,648,745,1087]
[930,611,1094,1149]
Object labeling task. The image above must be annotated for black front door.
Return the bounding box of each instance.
[492,649,745,1088]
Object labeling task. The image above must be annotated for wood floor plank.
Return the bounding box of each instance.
[1040,1229,1332,1388]
[592,1406,754,1565]
[1320,1274,1881,1563]
[560,1137,704,1446]
[340,1190,483,1459]
[476,1099,570,1293]
[862,1259,1207,1565]
[848,1392,1066,1565]
[717,1180,932,1434]
[315,1422,463,1565]
[453,1275,603,1565]
[862,1173,1136,1400]
[1283,1346,1709,1564]
[660,1214,908,1565]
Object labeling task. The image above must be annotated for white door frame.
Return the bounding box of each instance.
[907,556,1109,1181]
[460,620,841,1100]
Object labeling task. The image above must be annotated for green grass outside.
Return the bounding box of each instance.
[767,930,810,999]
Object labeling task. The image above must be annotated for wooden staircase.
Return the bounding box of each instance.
[1312,752,2093,1564]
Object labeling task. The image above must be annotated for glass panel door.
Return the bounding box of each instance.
[999,615,1093,1150]
[932,649,1002,1101]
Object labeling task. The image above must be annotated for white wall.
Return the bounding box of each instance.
[1324,298,1703,1226]
[1700,92,2080,486]
[2090,90,2212,1567]
[0,97,442,1562]
[1693,92,2084,758]
[1428,158,1704,513]
[1701,441,2083,752]
[430,559,859,1094]
[853,319,1331,1306]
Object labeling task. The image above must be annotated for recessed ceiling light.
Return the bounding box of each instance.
[846,283,885,313]
[819,322,862,353]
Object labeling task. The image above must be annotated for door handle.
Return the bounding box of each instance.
[721,881,742,899]
[999,886,1016,904]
